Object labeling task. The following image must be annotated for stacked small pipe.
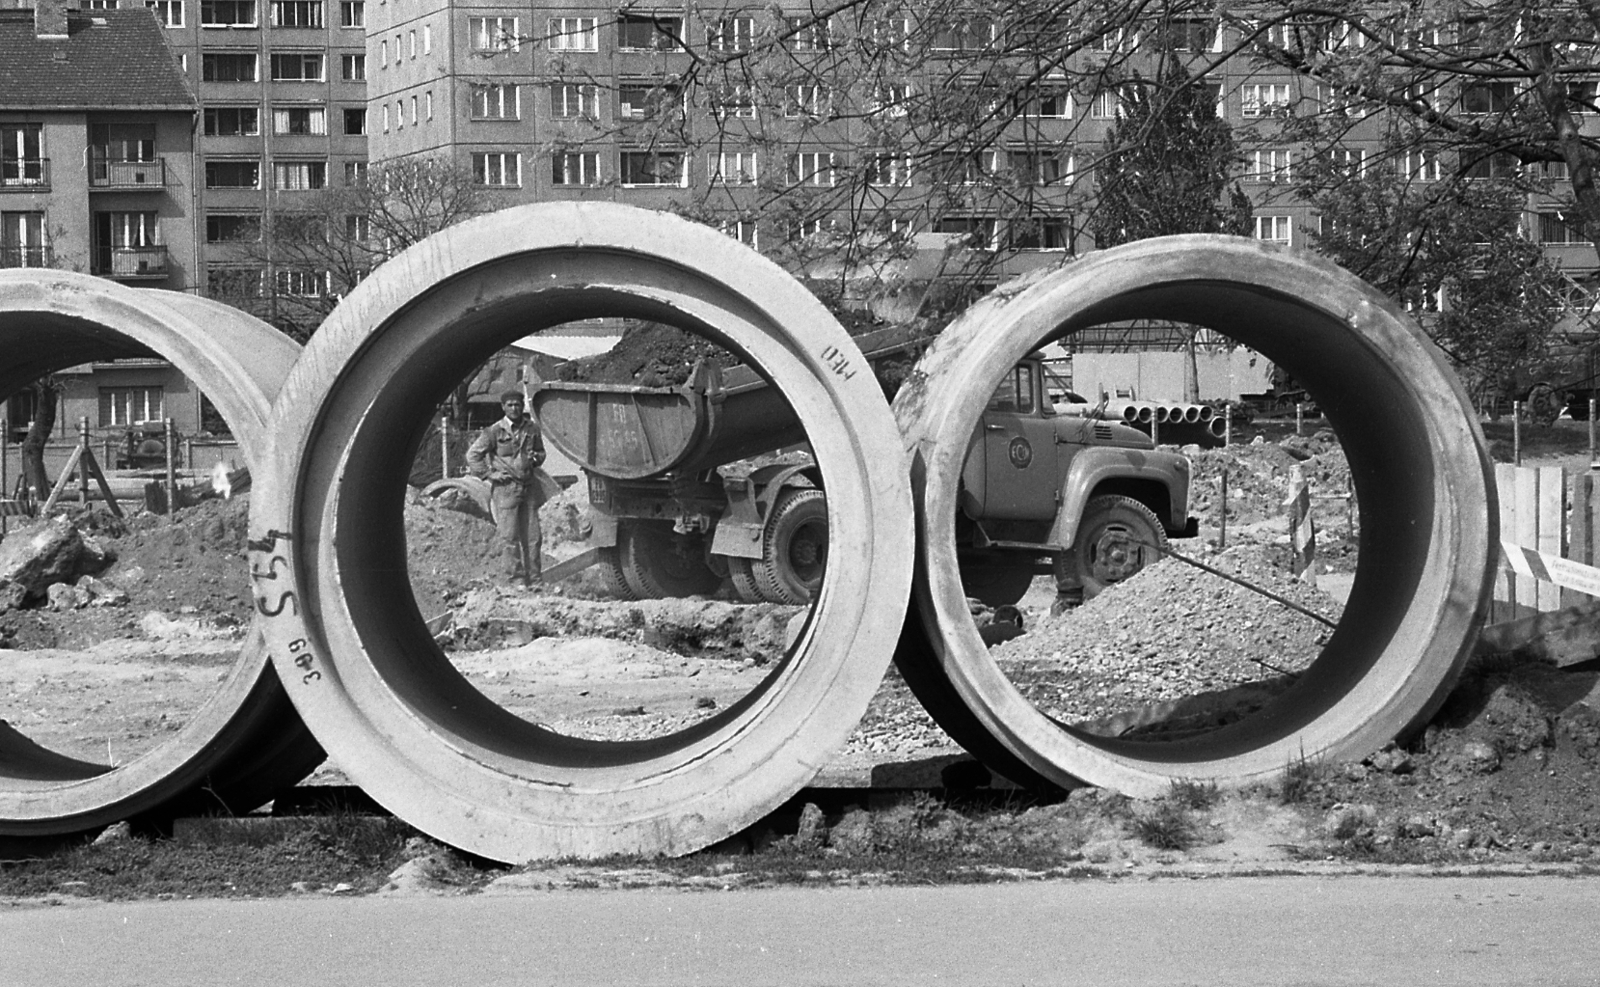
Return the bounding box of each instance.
[1103,399,1227,446]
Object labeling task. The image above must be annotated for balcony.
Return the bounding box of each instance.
[89,157,167,190]
[0,246,52,268]
[0,159,49,191]
[102,245,170,280]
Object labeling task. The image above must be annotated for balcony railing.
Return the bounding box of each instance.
[0,159,50,190]
[89,157,166,189]
[0,245,52,268]
[104,245,169,279]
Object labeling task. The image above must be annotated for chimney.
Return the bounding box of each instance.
[35,0,69,39]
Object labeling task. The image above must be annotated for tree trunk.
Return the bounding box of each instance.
[19,379,57,501]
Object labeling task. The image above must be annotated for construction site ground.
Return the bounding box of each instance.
[6,417,1600,895]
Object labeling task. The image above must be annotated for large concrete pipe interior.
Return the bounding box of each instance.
[0,273,321,835]
[251,203,913,860]
[898,236,1494,795]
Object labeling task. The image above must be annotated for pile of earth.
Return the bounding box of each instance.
[554,321,742,387]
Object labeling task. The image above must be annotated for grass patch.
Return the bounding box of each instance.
[1168,779,1222,811]
[1279,754,1331,805]
[1129,802,1200,851]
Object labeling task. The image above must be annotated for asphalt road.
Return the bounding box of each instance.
[5,875,1598,986]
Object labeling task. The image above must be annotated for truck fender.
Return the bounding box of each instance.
[1047,448,1186,548]
[710,463,821,560]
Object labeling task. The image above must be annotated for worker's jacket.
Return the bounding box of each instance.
[466,416,546,489]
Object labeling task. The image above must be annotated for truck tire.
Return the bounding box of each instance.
[596,546,638,600]
[1053,495,1167,600]
[751,488,828,604]
[727,558,767,603]
[959,564,1036,608]
[621,522,722,598]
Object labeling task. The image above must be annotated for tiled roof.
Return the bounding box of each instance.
[0,9,194,111]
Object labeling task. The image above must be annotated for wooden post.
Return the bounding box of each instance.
[1150,414,1159,447]
[1591,399,1598,471]
[183,436,193,471]
[1513,401,1522,466]
[1295,402,1305,436]
[1567,473,1600,608]
[1219,469,1228,549]
[1223,403,1232,447]
[1,415,7,537]
[164,418,177,517]
[77,417,91,505]
[440,412,451,480]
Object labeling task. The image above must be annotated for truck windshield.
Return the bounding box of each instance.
[986,364,1035,414]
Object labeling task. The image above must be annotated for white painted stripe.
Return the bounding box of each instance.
[1500,540,1600,598]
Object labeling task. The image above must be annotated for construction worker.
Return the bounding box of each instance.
[466,390,547,588]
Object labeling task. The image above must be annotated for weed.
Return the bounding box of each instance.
[1279,753,1329,805]
[1168,779,1222,811]
[1130,802,1199,851]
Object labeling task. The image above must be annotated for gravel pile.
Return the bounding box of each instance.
[990,543,1345,731]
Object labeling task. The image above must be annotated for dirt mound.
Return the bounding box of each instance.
[990,543,1342,728]
[554,321,741,387]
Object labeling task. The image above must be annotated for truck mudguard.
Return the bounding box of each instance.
[1046,447,1191,549]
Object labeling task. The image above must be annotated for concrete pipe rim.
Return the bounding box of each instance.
[0,272,318,833]
[250,202,913,861]
[896,235,1495,797]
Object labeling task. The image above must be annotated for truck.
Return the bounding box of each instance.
[527,325,1196,606]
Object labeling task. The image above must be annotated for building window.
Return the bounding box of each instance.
[1464,151,1520,179]
[271,52,324,81]
[1462,81,1514,115]
[205,159,261,188]
[1010,149,1069,185]
[931,150,997,185]
[408,30,416,57]
[339,0,361,26]
[785,15,831,51]
[471,83,519,119]
[1396,149,1441,181]
[0,212,47,268]
[273,106,328,135]
[785,84,832,118]
[208,267,262,298]
[618,149,686,186]
[1326,147,1366,176]
[100,387,165,428]
[550,82,598,119]
[424,24,432,52]
[551,151,600,185]
[930,16,994,52]
[270,0,322,27]
[426,91,434,120]
[709,151,757,184]
[342,107,366,134]
[382,104,390,131]
[1249,149,1293,182]
[1253,214,1292,245]
[1019,87,1071,118]
[707,15,753,52]
[1163,17,1218,51]
[1010,217,1072,250]
[1240,83,1293,117]
[548,16,596,50]
[618,82,681,120]
[0,125,45,188]
[788,152,837,187]
[200,0,256,26]
[205,213,259,242]
[201,51,258,81]
[472,152,521,186]
[203,106,260,136]
[719,219,758,249]
[1537,212,1589,244]
[274,269,327,297]
[345,161,368,184]
[865,153,911,186]
[1090,89,1125,119]
[145,0,184,27]
[469,16,519,52]
[708,84,755,119]
[341,53,365,80]
[394,100,404,129]
[379,39,387,66]
[932,216,997,250]
[617,13,681,51]
[273,160,328,190]
[346,214,369,241]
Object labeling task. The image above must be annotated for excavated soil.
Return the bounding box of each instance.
[5,430,1600,866]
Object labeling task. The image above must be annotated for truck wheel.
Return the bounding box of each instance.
[596,546,638,600]
[727,558,766,603]
[1054,495,1167,599]
[751,488,828,604]
[621,523,722,599]
[959,564,1036,608]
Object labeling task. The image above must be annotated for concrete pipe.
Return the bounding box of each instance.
[1198,405,1216,422]
[1182,405,1202,424]
[1136,405,1154,424]
[0,273,323,836]
[893,236,1494,796]
[249,202,913,862]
